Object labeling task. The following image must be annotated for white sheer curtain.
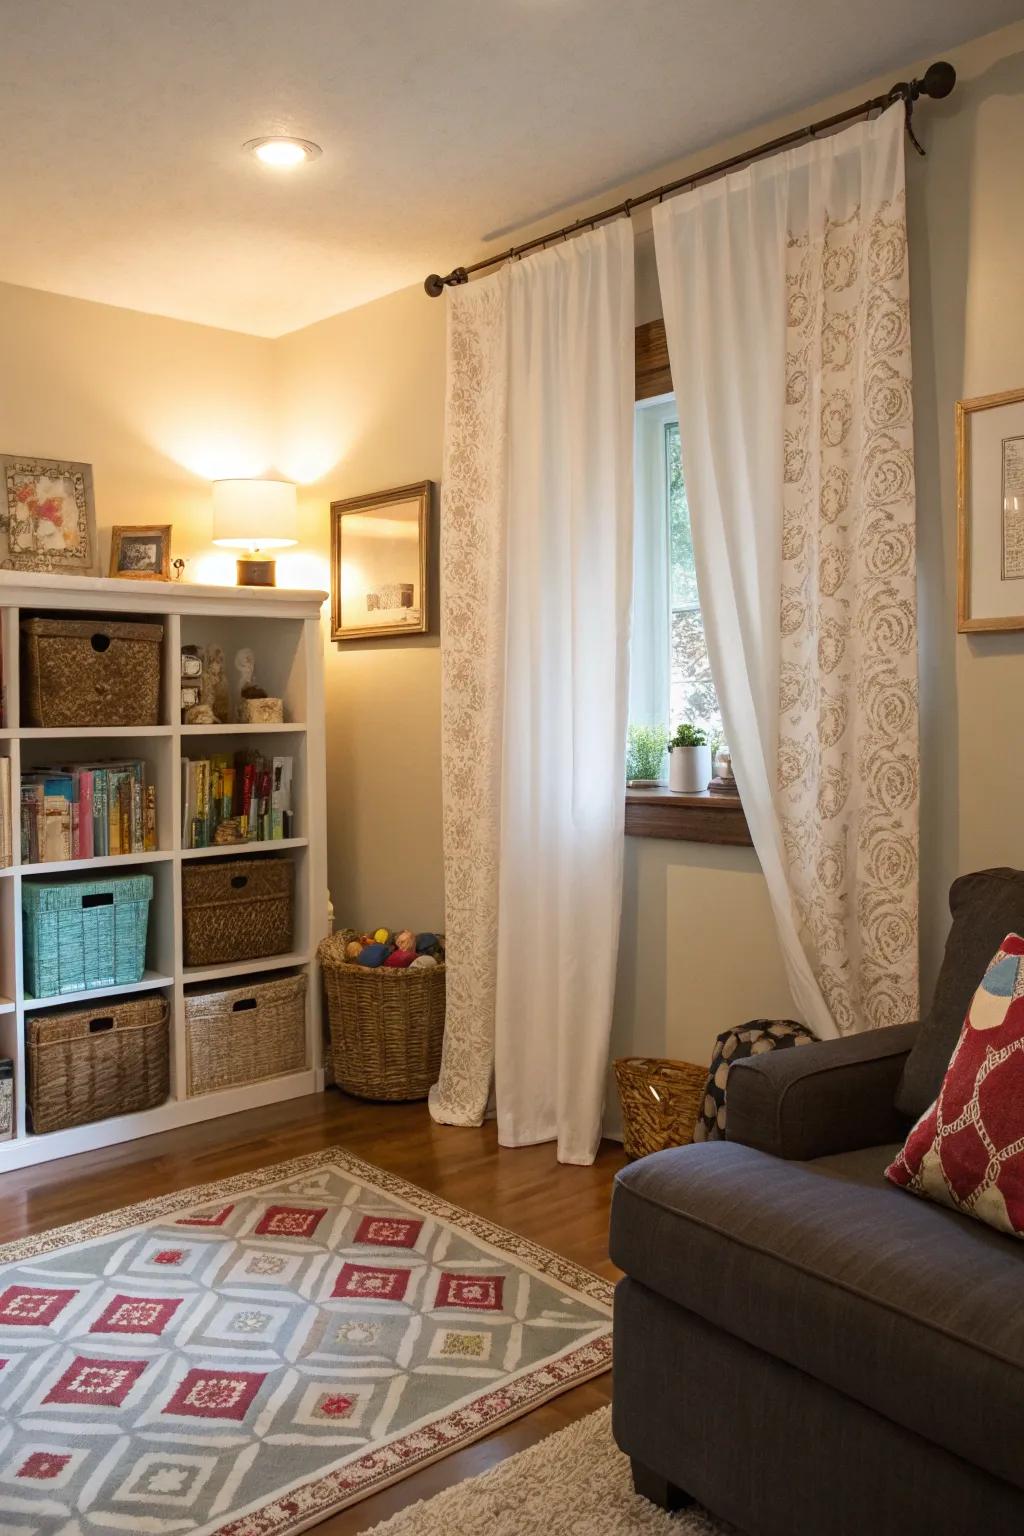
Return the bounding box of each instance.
[430,221,635,1163]
[653,105,918,1038]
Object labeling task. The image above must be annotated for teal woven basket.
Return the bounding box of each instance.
[22,874,154,998]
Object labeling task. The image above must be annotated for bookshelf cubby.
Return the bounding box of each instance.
[0,571,329,1170]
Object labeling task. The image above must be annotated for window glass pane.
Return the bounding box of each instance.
[666,422,699,610]
[665,420,724,741]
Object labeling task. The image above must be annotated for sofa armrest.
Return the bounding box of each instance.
[725,1022,918,1160]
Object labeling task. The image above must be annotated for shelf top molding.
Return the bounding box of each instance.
[0,570,327,619]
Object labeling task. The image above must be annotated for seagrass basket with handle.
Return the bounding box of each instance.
[181,856,294,967]
[614,1056,706,1161]
[27,994,169,1134]
[185,972,307,1096]
[319,934,446,1101]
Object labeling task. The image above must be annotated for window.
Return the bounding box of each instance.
[631,397,722,743]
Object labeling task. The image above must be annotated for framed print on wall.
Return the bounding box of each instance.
[957,387,1024,632]
[109,524,172,580]
[330,481,432,641]
[1,455,98,573]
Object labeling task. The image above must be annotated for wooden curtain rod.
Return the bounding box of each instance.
[423,60,955,297]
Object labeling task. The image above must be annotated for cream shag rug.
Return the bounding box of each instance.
[368,1407,734,1535]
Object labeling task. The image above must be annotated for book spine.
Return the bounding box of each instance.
[93,769,108,857]
[119,779,131,856]
[79,770,94,860]
[131,768,143,853]
[70,772,80,860]
[240,763,255,839]
[144,783,158,851]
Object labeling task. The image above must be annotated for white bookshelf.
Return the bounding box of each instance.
[0,571,329,1171]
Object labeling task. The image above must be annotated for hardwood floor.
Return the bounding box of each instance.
[0,1089,626,1534]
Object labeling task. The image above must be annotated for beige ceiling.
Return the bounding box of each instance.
[0,0,1018,337]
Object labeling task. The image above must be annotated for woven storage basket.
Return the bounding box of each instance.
[181,857,294,967]
[185,972,307,1096]
[26,995,169,1134]
[22,873,153,998]
[319,934,446,1101]
[614,1056,706,1160]
[21,617,163,728]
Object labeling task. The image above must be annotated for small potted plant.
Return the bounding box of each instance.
[668,722,712,793]
[626,724,669,787]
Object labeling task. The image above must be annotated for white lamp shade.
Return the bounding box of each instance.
[212,478,298,550]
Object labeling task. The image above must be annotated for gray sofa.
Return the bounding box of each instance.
[610,869,1024,1536]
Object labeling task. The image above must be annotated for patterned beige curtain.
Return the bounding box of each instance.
[780,187,918,1031]
[654,105,918,1037]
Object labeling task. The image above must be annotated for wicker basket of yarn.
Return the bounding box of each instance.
[614,1056,706,1161]
[319,931,446,1101]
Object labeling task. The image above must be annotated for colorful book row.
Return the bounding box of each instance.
[20,760,157,864]
[182,751,294,849]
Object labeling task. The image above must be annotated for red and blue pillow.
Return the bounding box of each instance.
[886,932,1024,1238]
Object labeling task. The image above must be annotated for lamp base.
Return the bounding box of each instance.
[236,556,277,587]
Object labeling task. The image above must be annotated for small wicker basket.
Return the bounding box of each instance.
[27,995,169,1134]
[319,934,446,1101]
[20,617,163,728]
[185,972,307,1096]
[614,1056,706,1161]
[181,857,294,967]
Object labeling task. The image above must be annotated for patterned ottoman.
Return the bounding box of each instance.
[693,1019,816,1142]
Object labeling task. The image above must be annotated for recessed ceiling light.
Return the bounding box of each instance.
[244,136,322,168]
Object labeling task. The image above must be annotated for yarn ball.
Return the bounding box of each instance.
[395,929,416,953]
[344,940,364,961]
[373,927,391,945]
[415,932,438,954]
[385,949,415,968]
[355,943,388,967]
[410,953,438,970]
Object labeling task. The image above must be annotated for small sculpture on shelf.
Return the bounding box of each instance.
[201,645,230,723]
[184,703,218,725]
[213,817,245,845]
[234,645,285,724]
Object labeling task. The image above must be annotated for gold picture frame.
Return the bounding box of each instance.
[957,386,1024,632]
[1,454,98,574]
[330,482,431,641]
[109,524,172,581]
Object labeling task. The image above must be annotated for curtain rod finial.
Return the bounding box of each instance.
[919,61,956,100]
[424,273,445,298]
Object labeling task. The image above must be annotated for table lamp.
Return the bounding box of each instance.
[212,478,298,586]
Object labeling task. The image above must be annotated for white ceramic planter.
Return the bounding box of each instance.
[669,743,712,793]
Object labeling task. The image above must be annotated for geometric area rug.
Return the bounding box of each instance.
[0,1148,613,1536]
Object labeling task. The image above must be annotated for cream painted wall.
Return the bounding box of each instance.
[1,19,1023,1141]
[0,282,275,570]
[275,285,447,934]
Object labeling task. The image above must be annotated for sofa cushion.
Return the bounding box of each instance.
[896,868,1024,1118]
[610,1140,1024,1491]
[888,933,1024,1237]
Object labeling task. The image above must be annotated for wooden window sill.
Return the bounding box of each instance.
[625,787,752,846]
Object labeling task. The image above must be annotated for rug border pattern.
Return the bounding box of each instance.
[0,1146,613,1309]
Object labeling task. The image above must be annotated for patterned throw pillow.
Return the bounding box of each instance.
[886,933,1024,1238]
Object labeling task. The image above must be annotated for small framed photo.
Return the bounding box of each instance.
[109,524,172,581]
[1,455,98,573]
[957,387,1024,631]
[330,481,431,641]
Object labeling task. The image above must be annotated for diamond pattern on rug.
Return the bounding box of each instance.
[0,1148,612,1536]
